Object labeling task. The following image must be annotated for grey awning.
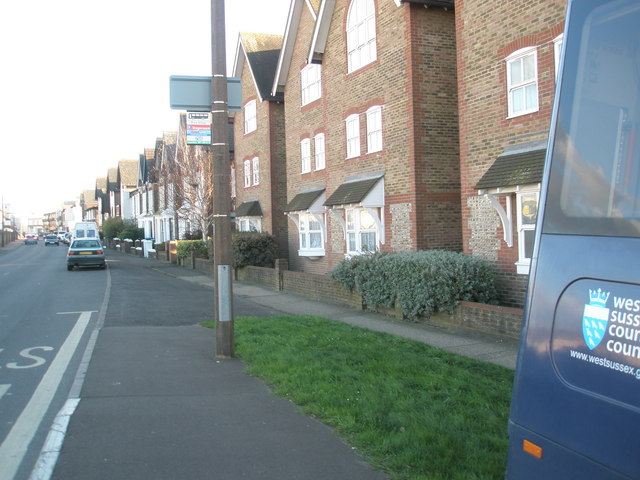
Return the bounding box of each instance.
[284,189,325,212]
[324,177,380,207]
[235,200,262,217]
[476,148,546,191]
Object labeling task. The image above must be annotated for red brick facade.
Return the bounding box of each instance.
[232,35,289,258]
[279,0,460,275]
[231,0,570,309]
[456,0,566,306]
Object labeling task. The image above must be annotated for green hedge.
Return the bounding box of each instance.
[232,232,278,268]
[176,240,209,259]
[331,251,498,319]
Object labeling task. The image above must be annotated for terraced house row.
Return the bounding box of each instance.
[230,0,566,308]
[84,0,566,310]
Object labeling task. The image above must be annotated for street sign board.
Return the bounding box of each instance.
[186,112,211,145]
[169,76,241,112]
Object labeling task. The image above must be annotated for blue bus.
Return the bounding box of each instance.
[506,1,640,478]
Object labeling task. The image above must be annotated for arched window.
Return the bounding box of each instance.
[346,0,376,73]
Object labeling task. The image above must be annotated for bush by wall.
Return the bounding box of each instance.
[176,240,209,259]
[232,232,278,268]
[331,251,498,319]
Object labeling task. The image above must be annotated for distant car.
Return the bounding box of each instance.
[63,233,72,245]
[24,234,38,245]
[67,239,106,271]
[44,234,60,246]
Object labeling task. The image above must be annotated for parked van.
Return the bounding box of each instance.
[506,1,640,478]
[73,222,99,241]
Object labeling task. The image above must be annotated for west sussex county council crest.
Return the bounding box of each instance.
[582,288,610,350]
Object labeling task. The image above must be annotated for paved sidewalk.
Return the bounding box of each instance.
[146,256,519,370]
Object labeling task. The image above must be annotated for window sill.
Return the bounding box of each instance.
[298,249,325,258]
[515,261,531,275]
[506,108,539,120]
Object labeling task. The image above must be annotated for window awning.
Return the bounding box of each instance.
[324,176,384,207]
[324,175,385,246]
[234,200,262,217]
[475,142,546,248]
[284,188,325,213]
[476,147,546,192]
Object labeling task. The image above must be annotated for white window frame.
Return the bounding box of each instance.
[366,105,382,153]
[345,207,380,254]
[231,167,236,198]
[346,114,360,158]
[301,64,322,106]
[553,34,563,82]
[506,47,539,118]
[252,157,260,185]
[515,189,539,274]
[243,159,251,188]
[244,99,257,134]
[314,133,325,170]
[346,0,377,73]
[238,217,262,232]
[301,138,311,173]
[298,213,325,256]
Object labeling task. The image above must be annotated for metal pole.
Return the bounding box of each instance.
[1,195,4,248]
[211,0,234,357]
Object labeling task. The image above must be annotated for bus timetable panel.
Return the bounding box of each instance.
[507,1,640,479]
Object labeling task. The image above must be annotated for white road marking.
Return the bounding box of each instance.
[0,384,10,399]
[0,311,93,480]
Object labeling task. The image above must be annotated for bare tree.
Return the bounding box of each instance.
[169,114,214,241]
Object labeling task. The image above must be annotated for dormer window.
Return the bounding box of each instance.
[244,99,257,134]
[346,0,377,73]
[301,64,322,105]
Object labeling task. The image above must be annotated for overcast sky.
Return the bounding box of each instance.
[0,0,289,218]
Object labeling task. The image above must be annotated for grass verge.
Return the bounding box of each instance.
[203,315,514,480]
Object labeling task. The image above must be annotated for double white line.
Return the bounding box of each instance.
[0,311,94,480]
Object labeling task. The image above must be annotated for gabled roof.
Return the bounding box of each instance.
[118,159,138,188]
[234,33,284,102]
[138,148,156,185]
[272,0,320,97]
[107,168,118,192]
[308,0,454,64]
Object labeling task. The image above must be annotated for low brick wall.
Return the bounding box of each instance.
[427,302,523,340]
[281,270,363,310]
[237,265,523,341]
[236,265,279,290]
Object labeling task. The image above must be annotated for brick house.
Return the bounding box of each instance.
[272,0,460,275]
[455,0,567,307]
[232,32,289,258]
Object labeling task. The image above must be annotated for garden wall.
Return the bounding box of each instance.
[236,262,523,341]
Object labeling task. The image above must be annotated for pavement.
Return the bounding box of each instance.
[2,241,520,479]
[145,255,519,371]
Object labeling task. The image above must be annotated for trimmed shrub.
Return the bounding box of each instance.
[176,240,209,259]
[232,232,278,268]
[102,217,125,242]
[331,251,498,319]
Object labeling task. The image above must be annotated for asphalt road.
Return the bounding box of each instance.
[0,241,105,480]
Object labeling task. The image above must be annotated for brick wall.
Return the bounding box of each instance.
[237,264,523,341]
[456,0,566,307]
[234,59,289,259]
[284,0,460,277]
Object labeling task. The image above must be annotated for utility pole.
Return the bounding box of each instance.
[211,0,234,357]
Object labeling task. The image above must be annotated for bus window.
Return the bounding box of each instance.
[544,1,640,236]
